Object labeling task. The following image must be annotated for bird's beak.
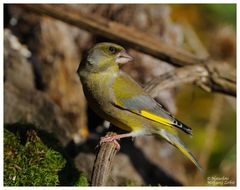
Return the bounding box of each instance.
[115,50,133,64]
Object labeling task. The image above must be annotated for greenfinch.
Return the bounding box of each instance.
[77,42,201,170]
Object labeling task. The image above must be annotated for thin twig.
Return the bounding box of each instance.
[144,62,236,97]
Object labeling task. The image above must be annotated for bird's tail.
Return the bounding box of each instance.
[158,130,202,171]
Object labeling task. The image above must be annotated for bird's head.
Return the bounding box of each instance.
[78,42,133,74]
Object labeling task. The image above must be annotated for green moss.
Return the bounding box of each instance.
[74,172,89,186]
[4,128,66,186]
[126,180,137,186]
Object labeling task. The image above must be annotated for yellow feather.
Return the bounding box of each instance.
[174,143,202,171]
[141,110,172,126]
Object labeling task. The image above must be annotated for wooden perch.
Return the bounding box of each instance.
[91,132,119,186]
[20,4,206,66]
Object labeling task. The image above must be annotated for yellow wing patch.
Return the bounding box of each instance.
[141,110,172,127]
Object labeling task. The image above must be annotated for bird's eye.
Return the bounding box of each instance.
[108,46,116,54]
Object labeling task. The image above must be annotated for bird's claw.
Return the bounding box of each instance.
[99,135,121,150]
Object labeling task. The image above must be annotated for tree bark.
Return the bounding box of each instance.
[91,132,119,186]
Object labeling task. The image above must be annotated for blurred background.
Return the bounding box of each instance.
[4,4,236,186]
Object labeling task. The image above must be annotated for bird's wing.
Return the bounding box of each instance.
[111,72,192,135]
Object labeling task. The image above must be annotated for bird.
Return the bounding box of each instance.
[77,42,201,170]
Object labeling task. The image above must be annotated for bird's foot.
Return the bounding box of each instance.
[98,132,134,150]
[100,135,121,150]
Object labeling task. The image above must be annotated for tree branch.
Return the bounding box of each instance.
[18,4,236,97]
[19,4,206,67]
[91,132,119,186]
[144,62,236,97]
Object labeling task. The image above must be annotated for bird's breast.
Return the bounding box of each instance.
[81,72,114,110]
[80,72,137,132]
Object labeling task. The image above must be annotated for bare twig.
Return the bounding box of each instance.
[91,132,119,186]
[19,4,206,67]
[145,62,236,97]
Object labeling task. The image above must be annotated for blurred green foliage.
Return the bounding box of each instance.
[176,85,236,184]
[172,4,236,26]
[201,4,236,25]
[172,4,236,49]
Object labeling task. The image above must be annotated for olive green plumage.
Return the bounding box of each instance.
[77,42,201,170]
